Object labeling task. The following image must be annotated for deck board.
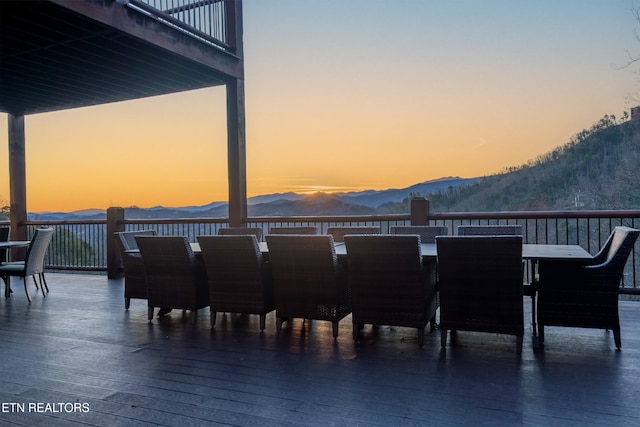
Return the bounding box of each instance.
[1,273,640,426]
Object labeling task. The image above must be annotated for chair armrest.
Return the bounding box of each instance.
[539,260,622,292]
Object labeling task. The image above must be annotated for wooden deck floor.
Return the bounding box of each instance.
[1,273,640,426]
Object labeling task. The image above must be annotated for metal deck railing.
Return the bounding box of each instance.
[9,208,640,291]
[126,0,233,51]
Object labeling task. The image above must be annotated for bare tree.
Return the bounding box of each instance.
[615,5,640,69]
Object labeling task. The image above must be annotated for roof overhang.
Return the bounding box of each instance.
[0,0,243,116]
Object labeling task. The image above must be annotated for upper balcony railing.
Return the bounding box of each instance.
[124,0,234,51]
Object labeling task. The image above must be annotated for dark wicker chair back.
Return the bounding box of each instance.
[115,230,157,309]
[218,227,263,241]
[265,234,350,338]
[436,235,524,353]
[268,226,318,235]
[327,226,379,243]
[135,236,209,324]
[197,235,274,330]
[591,225,639,267]
[0,226,9,263]
[117,229,157,251]
[390,225,449,243]
[537,226,640,349]
[457,225,522,236]
[344,234,438,346]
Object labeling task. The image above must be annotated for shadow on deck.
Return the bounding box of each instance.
[1,273,639,426]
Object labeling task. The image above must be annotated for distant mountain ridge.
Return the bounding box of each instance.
[28,177,479,220]
[337,178,479,208]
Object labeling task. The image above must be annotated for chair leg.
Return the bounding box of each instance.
[32,276,39,290]
[276,317,283,334]
[332,321,338,339]
[259,314,266,331]
[614,329,622,349]
[352,322,360,341]
[41,273,49,294]
[2,275,9,298]
[23,277,31,302]
[125,297,131,310]
[38,274,46,297]
[516,335,523,354]
[538,324,545,345]
[440,329,447,348]
[417,327,425,347]
[429,314,437,331]
[210,310,217,328]
[147,306,154,322]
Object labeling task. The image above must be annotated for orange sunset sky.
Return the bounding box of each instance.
[1,0,638,212]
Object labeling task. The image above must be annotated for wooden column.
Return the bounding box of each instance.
[8,114,27,243]
[106,207,125,279]
[226,79,247,227]
[410,197,430,226]
[225,0,247,227]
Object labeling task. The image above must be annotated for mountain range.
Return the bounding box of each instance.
[29,177,480,220]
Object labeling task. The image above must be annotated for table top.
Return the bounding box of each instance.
[333,242,592,261]
[0,240,30,249]
[144,241,593,263]
[521,244,592,261]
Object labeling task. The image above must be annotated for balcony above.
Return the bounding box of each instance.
[0,0,243,116]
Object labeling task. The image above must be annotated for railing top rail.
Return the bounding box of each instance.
[246,214,411,223]
[429,210,640,220]
[119,218,229,225]
[26,219,106,226]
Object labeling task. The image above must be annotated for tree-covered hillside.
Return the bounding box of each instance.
[429,115,640,212]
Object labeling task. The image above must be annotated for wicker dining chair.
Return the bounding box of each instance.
[458,224,526,284]
[0,227,54,302]
[218,227,263,241]
[344,234,438,346]
[536,226,640,349]
[135,236,209,324]
[436,235,524,353]
[327,226,379,243]
[390,225,449,243]
[265,234,351,338]
[268,226,318,235]
[115,229,157,309]
[197,235,275,330]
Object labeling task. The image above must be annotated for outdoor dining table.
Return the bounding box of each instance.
[140,240,593,346]
[149,241,591,264]
[0,240,31,297]
[520,243,593,346]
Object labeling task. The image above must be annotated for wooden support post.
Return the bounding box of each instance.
[106,207,125,279]
[410,197,430,226]
[8,115,27,261]
[226,79,248,227]
[225,0,247,228]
